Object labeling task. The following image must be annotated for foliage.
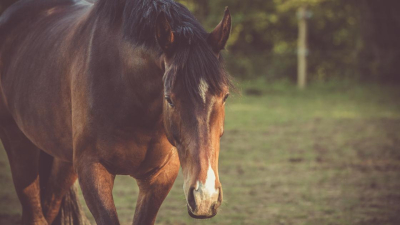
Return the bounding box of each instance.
[177,0,400,83]
[177,0,363,82]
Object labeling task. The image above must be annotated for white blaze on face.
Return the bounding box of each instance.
[192,163,219,214]
[204,164,217,193]
[199,78,209,103]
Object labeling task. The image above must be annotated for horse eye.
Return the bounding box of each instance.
[223,93,230,103]
[165,96,174,107]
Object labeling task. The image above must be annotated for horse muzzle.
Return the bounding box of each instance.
[186,184,223,219]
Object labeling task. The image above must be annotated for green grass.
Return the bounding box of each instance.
[1,80,400,224]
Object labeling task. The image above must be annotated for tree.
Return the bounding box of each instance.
[357,0,400,82]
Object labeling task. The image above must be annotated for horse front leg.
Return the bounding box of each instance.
[133,151,180,225]
[75,160,119,225]
[0,124,48,225]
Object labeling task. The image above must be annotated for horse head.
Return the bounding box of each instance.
[156,8,232,219]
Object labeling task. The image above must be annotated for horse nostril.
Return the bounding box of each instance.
[187,187,197,212]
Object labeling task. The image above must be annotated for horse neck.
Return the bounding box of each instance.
[82,6,165,130]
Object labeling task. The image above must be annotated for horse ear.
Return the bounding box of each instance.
[208,7,232,53]
[156,12,175,53]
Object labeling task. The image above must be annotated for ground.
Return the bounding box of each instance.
[1,80,400,224]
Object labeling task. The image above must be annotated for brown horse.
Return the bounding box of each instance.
[0,0,232,224]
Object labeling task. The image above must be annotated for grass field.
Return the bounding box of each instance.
[1,80,400,224]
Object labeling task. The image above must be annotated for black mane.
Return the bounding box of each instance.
[99,0,231,101]
[123,0,204,50]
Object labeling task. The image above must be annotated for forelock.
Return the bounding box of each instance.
[163,40,231,102]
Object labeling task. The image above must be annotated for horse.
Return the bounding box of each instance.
[0,0,232,224]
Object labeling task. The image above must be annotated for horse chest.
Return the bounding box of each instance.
[93,130,174,177]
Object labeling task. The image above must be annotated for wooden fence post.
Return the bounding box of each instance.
[297,6,309,90]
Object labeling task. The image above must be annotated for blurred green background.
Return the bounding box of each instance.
[1,0,400,224]
[178,0,400,83]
